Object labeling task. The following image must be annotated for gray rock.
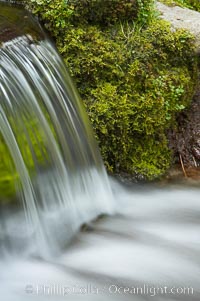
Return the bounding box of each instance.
[156,2,200,51]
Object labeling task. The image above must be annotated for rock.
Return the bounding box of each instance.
[156,2,200,51]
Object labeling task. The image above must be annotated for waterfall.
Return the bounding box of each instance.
[0,3,114,258]
[1,4,200,301]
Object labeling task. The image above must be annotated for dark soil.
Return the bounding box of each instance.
[168,74,200,171]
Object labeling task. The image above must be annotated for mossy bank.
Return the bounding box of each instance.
[6,0,200,180]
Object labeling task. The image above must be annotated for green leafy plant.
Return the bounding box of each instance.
[137,0,157,26]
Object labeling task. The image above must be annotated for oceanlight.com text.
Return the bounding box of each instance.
[25,283,194,297]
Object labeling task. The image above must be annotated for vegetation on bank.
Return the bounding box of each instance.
[159,0,200,11]
[22,0,198,180]
[0,114,51,200]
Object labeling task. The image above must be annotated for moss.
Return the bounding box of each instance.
[58,19,198,179]
[1,0,198,182]
[67,0,138,26]
[0,114,52,201]
[79,21,197,179]
[25,0,155,29]
[0,134,18,200]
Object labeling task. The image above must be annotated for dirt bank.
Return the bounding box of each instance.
[156,2,200,177]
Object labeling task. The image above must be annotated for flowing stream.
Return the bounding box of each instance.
[1,180,200,301]
[0,3,200,301]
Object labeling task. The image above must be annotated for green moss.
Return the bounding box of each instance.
[2,0,198,181]
[0,135,18,200]
[25,0,155,29]
[67,0,138,26]
[0,115,52,201]
[59,20,198,179]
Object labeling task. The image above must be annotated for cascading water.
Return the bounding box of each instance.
[0,3,114,258]
[1,2,200,301]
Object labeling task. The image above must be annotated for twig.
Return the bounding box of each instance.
[192,155,197,168]
[179,154,187,178]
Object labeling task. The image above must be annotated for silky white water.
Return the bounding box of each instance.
[0,3,200,301]
[0,4,114,258]
[1,179,200,301]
